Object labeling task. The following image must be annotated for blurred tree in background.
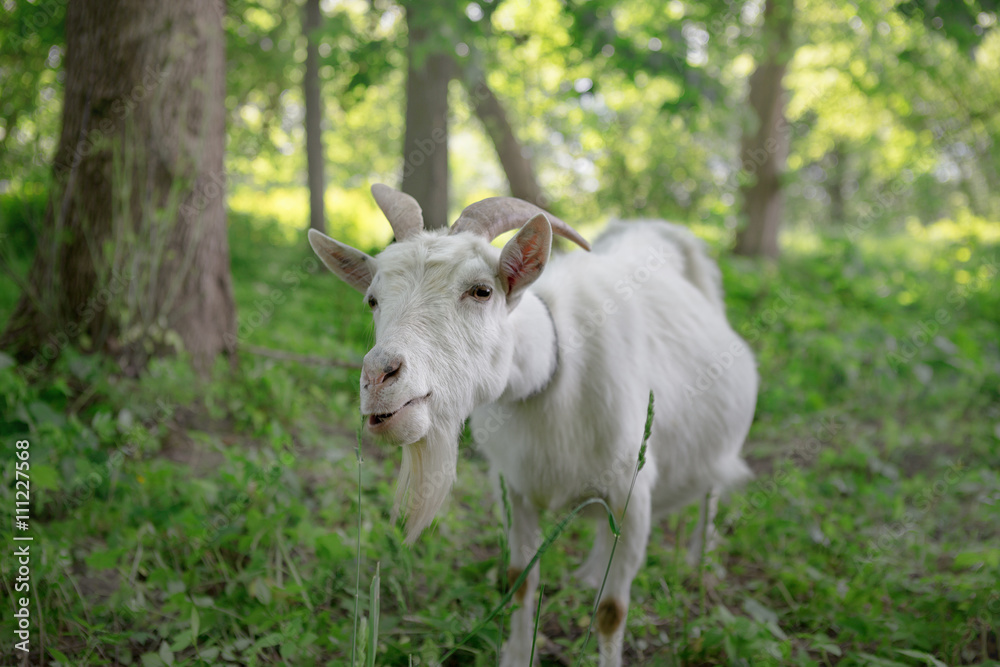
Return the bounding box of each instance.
[1,0,999,361]
[3,0,999,243]
[1,0,236,374]
[303,0,327,233]
[398,1,456,229]
[734,0,794,258]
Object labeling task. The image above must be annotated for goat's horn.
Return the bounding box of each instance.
[449,197,591,251]
[371,184,424,241]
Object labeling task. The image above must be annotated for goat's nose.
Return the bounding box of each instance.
[362,352,403,389]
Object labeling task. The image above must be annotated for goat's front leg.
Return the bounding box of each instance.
[501,488,542,667]
[594,481,652,667]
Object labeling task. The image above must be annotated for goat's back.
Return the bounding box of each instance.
[478,221,757,514]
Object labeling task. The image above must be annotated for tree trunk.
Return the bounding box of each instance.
[734,0,794,259]
[0,0,236,375]
[303,0,326,233]
[463,72,545,207]
[401,9,452,230]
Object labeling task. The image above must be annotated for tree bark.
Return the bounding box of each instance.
[304,0,326,233]
[463,72,546,207]
[401,9,452,230]
[0,0,236,375]
[734,0,794,259]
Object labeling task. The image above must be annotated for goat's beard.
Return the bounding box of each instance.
[391,421,460,544]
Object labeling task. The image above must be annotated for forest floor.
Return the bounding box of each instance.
[1,211,999,666]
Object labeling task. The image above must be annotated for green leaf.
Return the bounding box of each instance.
[85,546,126,571]
[30,463,60,491]
[48,648,72,664]
[316,533,350,562]
[953,548,1000,569]
[857,652,909,666]
[158,641,174,666]
[197,647,219,661]
[28,400,65,427]
[251,578,272,604]
[253,632,284,649]
[170,630,191,653]
[140,652,165,667]
[811,636,842,656]
[742,597,780,625]
[895,649,948,666]
[190,607,200,641]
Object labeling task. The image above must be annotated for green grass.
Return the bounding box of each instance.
[1,206,998,665]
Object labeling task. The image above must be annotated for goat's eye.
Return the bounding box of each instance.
[469,285,493,301]
[367,296,378,309]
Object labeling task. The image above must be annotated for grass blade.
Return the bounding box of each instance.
[529,582,544,662]
[367,562,381,667]
[352,418,364,667]
[438,496,615,663]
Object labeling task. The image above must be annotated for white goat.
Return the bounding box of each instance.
[308,185,757,667]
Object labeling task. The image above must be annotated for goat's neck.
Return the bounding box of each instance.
[501,291,558,402]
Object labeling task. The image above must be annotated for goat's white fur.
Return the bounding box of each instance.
[309,197,757,667]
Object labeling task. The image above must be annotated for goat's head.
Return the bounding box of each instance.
[308,185,589,541]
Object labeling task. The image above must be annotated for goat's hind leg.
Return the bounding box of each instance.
[574,519,611,589]
[501,489,542,667]
[686,488,720,568]
[594,481,652,667]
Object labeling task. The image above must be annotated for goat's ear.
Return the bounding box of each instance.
[308,229,375,293]
[498,213,552,306]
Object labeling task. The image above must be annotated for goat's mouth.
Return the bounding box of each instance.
[366,392,431,431]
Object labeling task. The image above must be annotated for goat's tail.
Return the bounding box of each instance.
[658,224,726,312]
